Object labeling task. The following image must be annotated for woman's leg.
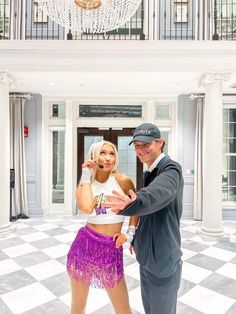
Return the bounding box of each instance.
[106,277,132,314]
[70,276,90,314]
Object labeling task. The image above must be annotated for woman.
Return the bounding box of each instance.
[67,140,138,314]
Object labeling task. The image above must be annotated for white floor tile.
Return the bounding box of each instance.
[60,288,111,313]
[216,262,236,280]
[182,262,212,284]
[54,232,76,243]
[87,288,110,313]
[224,227,236,235]
[34,223,58,231]
[20,231,49,242]
[44,219,60,223]
[181,220,197,225]
[59,292,71,307]
[42,243,70,258]
[230,235,236,243]
[0,233,16,241]
[181,225,198,234]
[25,259,65,281]
[201,246,236,262]
[124,262,140,281]
[0,258,21,276]
[179,285,235,314]
[181,248,197,261]
[16,223,30,230]
[190,235,217,246]
[63,224,83,232]
[2,243,38,258]
[1,282,56,314]
[129,287,145,314]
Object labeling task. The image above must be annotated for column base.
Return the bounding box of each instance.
[200,225,224,238]
[0,222,17,238]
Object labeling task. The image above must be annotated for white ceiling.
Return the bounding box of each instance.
[1,41,236,98]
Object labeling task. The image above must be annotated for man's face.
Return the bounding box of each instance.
[133,139,163,167]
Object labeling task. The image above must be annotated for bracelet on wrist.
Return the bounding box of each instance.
[126,225,136,243]
[80,167,93,185]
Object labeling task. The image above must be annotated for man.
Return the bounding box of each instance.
[107,123,184,314]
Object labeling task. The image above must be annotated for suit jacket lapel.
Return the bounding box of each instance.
[143,155,170,187]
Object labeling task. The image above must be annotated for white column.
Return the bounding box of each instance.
[147,0,154,40]
[10,0,25,39]
[199,73,229,237]
[64,100,74,215]
[197,0,203,40]
[0,73,15,237]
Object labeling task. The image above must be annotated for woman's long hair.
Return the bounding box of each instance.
[87,140,119,181]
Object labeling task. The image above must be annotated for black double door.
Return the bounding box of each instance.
[77,127,143,190]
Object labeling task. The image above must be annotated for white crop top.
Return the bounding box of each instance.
[86,175,125,224]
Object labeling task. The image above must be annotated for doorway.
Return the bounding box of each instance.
[77,128,143,190]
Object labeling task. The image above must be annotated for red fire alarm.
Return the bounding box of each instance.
[24,126,29,138]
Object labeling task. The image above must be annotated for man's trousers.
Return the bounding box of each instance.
[139,260,182,314]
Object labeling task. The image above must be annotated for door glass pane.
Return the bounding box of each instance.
[161,131,169,154]
[52,131,65,203]
[84,136,103,159]
[117,136,137,187]
[223,108,236,202]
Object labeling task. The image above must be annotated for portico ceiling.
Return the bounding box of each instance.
[1,41,236,98]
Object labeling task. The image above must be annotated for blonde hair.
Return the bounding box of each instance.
[87,140,119,181]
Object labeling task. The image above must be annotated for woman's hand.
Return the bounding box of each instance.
[82,160,97,169]
[113,232,127,248]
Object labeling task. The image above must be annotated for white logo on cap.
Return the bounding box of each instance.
[134,130,156,136]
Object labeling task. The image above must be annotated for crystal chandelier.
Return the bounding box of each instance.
[37,0,143,34]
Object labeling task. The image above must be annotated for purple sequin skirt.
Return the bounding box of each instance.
[67,225,124,289]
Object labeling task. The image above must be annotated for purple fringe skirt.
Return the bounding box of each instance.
[67,225,124,289]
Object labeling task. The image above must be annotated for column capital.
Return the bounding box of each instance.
[198,72,231,87]
[0,71,14,85]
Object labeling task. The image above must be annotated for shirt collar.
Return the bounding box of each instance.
[147,153,165,172]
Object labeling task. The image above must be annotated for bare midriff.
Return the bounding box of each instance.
[87,222,123,237]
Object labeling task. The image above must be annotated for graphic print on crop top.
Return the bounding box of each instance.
[94,193,111,215]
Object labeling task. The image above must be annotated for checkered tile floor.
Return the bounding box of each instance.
[0,217,236,314]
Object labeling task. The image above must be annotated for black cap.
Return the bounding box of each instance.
[129,123,161,145]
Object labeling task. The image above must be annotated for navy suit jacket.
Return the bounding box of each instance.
[120,156,184,278]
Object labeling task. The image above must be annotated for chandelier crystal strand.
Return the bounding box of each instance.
[37,0,142,33]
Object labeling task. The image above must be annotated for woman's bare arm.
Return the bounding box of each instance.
[76,161,97,214]
[76,183,94,214]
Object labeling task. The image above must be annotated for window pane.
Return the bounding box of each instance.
[223,187,236,202]
[52,131,65,203]
[52,104,65,118]
[223,107,236,202]
[155,105,170,120]
[118,136,136,186]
